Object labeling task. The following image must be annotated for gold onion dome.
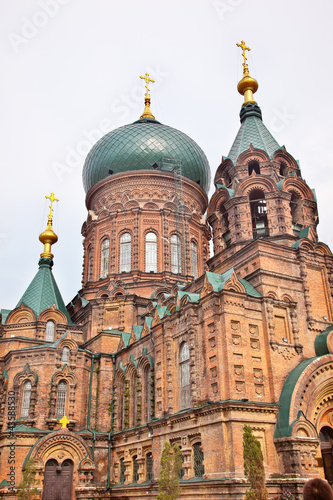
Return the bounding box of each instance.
[39,193,59,259]
[236,40,258,105]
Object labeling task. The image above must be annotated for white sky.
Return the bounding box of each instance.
[1,0,332,311]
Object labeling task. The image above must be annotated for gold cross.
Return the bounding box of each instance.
[236,40,251,72]
[45,192,59,220]
[140,72,155,98]
[59,415,70,428]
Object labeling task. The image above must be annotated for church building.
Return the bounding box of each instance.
[1,42,333,499]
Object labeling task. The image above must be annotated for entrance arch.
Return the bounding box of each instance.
[319,426,333,484]
[42,458,73,500]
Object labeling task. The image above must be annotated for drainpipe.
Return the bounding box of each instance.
[107,354,116,490]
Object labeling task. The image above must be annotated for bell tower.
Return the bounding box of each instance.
[208,41,318,259]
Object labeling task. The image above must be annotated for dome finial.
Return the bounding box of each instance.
[39,192,59,259]
[236,40,258,106]
[139,72,155,119]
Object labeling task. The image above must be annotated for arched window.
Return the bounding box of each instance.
[55,381,67,418]
[179,342,190,409]
[100,239,109,278]
[145,367,152,423]
[249,189,269,239]
[87,247,93,281]
[191,241,198,278]
[289,191,302,236]
[145,232,157,272]
[170,234,181,274]
[45,321,55,342]
[133,374,138,427]
[61,347,70,363]
[119,233,131,272]
[193,443,205,477]
[119,458,126,484]
[219,204,230,247]
[133,455,139,483]
[146,452,153,481]
[248,160,260,175]
[20,381,32,417]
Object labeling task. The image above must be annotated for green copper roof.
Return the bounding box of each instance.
[83,118,211,193]
[274,357,316,438]
[228,103,280,165]
[15,258,72,323]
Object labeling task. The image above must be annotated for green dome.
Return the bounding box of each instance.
[82,118,211,193]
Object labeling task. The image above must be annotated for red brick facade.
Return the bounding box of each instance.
[1,95,333,500]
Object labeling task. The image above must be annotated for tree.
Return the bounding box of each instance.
[157,441,182,500]
[17,458,39,500]
[243,424,268,500]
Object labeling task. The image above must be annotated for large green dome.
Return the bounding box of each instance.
[82,118,211,193]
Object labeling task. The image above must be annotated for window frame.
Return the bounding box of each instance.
[100,238,110,279]
[145,231,158,273]
[119,232,132,273]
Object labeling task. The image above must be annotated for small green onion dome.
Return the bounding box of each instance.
[82,118,211,193]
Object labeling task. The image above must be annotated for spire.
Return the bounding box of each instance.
[236,40,258,105]
[139,72,155,119]
[39,192,59,259]
[14,192,72,323]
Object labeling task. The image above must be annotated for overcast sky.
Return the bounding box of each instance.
[1,0,332,311]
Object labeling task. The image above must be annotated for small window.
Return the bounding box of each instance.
[193,443,205,477]
[248,161,260,175]
[145,232,157,272]
[119,233,131,273]
[55,381,67,418]
[100,239,110,278]
[170,234,181,274]
[146,452,153,481]
[120,458,126,484]
[191,241,198,278]
[61,347,70,363]
[45,321,55,342]
[133,455,139,483]
[179,342,190,409]
[20,381,32,417]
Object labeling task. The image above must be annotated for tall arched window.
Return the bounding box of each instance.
[145,232,157,272]
[45,321,55,342]
[133,374,138,427]
[55,381,67,418]
[133,455,139,483]
[61,347,70,363]
[20,381,32,417]
[248,160,260,175]
[119,233,131,272]
[100,239,109,278]
[170,234,181,274]
[289,191,302,236]
[193,443,205,477]
[179,342,190,409]
[87,247,93,281]
[191,241,198,278]
[249,189,269,239]
[145,367,152,423]
[146,452,153,481]
[119,458,126,484]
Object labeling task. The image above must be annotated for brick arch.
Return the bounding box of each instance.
[207,188,231,218]
[289,355,333,432]
[234,176,276,197]
[236,146,270,165]
[109,202,124,212]
[125,200,139,210]
[143,202,159,210]
[38,306,68,324]
[283,177,315,200]
[6,304,36,324]
[273,148,299,172]
[314,243,332,255]
[214,158,234,185]
[29,429,95,488]
[48,365,77,424]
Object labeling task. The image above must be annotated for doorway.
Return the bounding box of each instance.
[319,426,333,485]
[42,458,73,500]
